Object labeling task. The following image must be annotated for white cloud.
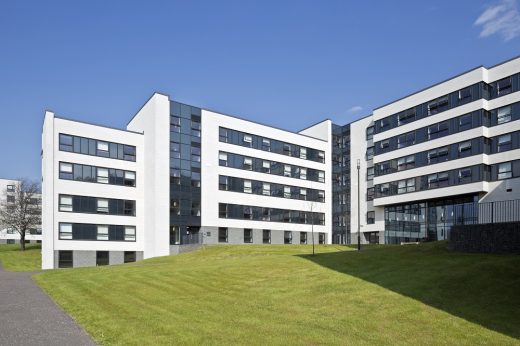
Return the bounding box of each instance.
[347,106,363,113]
[474,0,520,41]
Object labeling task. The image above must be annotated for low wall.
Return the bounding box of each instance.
[169,243,203,255]
[449,222,520,253]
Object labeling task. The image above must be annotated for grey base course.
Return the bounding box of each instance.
[53,250,145,268]
[199,227,324,245]
[109,251,124,265]
[0,264,96,346]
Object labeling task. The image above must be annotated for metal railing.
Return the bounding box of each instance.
[478,199,520,224]
[181,233,203,245]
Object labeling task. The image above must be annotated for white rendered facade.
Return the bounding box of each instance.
[0,178,42,244]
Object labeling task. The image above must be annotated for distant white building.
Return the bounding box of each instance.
[0,178,42,244]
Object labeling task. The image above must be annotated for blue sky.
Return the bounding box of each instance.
[0,0,519,181]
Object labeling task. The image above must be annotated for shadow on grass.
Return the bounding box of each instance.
[299,241,520,340]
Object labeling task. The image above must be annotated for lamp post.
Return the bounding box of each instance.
[357,159,361,251]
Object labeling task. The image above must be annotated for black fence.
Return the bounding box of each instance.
[181,233,203,245]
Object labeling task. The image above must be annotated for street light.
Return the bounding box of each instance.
[357,159,361,251]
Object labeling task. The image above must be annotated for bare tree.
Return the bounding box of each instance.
[0,179,41,251]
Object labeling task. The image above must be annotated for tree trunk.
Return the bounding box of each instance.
[20,233,25,251]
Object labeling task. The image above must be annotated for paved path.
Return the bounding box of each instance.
[0,264,96,346]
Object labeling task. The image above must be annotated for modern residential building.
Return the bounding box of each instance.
[40,55,520,268]
[0,178,42,244]
[41,95,331,269]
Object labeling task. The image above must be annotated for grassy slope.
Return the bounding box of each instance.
[34,243,520,346]
[0,243,41,271]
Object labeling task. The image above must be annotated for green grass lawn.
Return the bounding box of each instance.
[0,243,41,271]
[34,242,520,345]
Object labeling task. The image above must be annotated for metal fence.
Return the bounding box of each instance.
[181,233,203,245]
[478,199,520,224]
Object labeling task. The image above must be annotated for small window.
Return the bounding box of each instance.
[318,233,325,244]
[380,140,389,149]
[497,106,512,125]
[283,186,291,198]
[300,232,307,244]
[262,182,270,196]
[96,251,109,266]
[300,148,307,160]
[59,134,73,152]
[284,165,291,177]
[243,157,253,170]
[59,223,73,240]
[459,114,472,130]
[244,180,252,194]
[59,162,73,180]
[97,168,109,184]
[97,141,109,156]
[218,227,228,243]
[283,143,292,156]
[497,77,512,96]
[366,211,375,224]
[380,118,390,129]
[284,231,292,244]
[458,168,472,183]
[318,151,325,163]
[262,160,270,173]
[124,251,136,263]
[498,162,512,180]
[123,145,136,161]
[97,199,109,213]
[438,172,449,187]
[219,152,228,166]
[262,229,271,244]
[6,195,15,203]
[97,225,109,240]
[58,250,73,268]
[458,87,471,102]
[398,109,415,125]
[219,176,229,190]
[366,147,374,160]
[458,141,472,154]
[219,204,228,218]
[125,226,136,241]
[300,168,307,180]
[244,229,253,243]
[243,134,253,146]
[498,134,512,152]
[367,167,374,180]
[366,187,374,201]
[366,126,374,140]
[219,128,228,142]
[124,171,136,186]
[59,195,73,212]
[124,200,135,216]
[262,138,271,151]
[318,171,325,183]
[6,184,14,192]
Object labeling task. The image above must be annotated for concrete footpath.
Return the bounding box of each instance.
[0,264,96,346]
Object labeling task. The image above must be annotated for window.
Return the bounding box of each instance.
[398,179,415,193]
[458,141,472,156]
[398,109,415,125]
[459,114,472,130]
[497,106,512,125]
[458,168,472,183]
[97,225,109,240]
[397,155,415,171]
[428,147,449,164]
[366,147,374,160]
[124,251,136,263]
[244,180,252,193]
[262,138,271,151]
[219,152,228,166]
[191,147,201,162]
[123,145,136,161]
[367,187,374,201]
[498,162,512,180]
[281,186,289,198]
[124,171,136,186]
[97,168,109,184]
[367,211,375,224]
[300,168,307,180]
[262,182,270,196]
[96,141,109,157]
[367,167,374,180]
[124,201,135,216]
[59,162,73,180]
[397,132,415,148]
[125,226,136,241]
[59,134,74,152]
[263,229,271,244]
[244,207,253,220]
[219,128,228,142]
[6,195,15,203]
[6,185,14,192]
[428,122,449,140]
[243,157,253,170]
[380,140,389,149]
[498,134,512,152]
[380,118,390,129]
[59,223,73,240]
[284,231,292,244]
[243,134,252,147]
[428,96,449,115]
[97,199,109,213]
[218,227,228,243]
[300,148,307,160]
[284,165,291,177]
[59,195,73,212]
[318,171,325,183]
[219,176,229,190]
[283,143,292,156]
[458,87,471,103]
[318,233,325,244]
[244,229,253,243]
[96,251,109,266]
[318,151,325,163]
[366,126,374,140]
[58,251,73,268]
[262,160,270,173]
[497,77,512,96]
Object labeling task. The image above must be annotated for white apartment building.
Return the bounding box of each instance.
[41,55,520,267]
[42,94,332,269]
[0,178,42,244]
